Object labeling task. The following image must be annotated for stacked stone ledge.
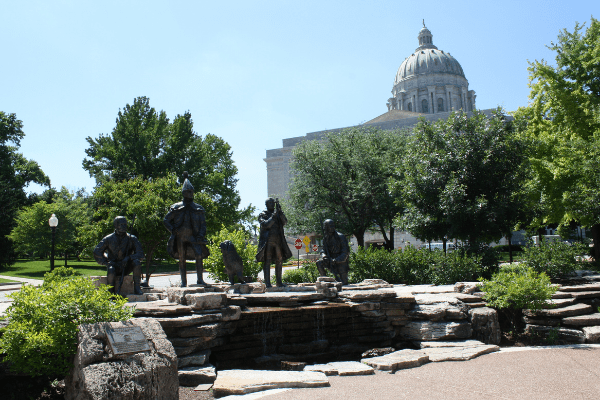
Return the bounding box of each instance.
[123,279,505,385]
[523,280,600,344]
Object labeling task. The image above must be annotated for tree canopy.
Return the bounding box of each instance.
[0,111,50,268]
[396,109,530,248]
[513,17,600,258]
[82,96,253,230]
[8,188,92,259]
[286,127,408,248]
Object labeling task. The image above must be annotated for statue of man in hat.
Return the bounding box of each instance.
[164,171,210,287]
[256,197,292,287]
[94,216,144,295]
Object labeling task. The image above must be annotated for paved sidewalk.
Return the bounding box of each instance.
[256,345,600,400]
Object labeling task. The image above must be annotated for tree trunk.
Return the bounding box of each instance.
[592,224,600,262]
[442,238,447,254]
[354,231,365,249]
[537,227,545,245]
[507,234,513,263]
[64,252,68,267]
[388,225,395,251]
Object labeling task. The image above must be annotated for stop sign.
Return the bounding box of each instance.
[294,238,303,250]
[312,244,318,252]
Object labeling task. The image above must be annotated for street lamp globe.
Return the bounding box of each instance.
[49,214,58,228]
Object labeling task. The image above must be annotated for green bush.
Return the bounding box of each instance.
[348,246,492,285]
[521,241,588,278]
[204,225,261,283]
[479,266,557,331]
[0,268,133,377]
[281,262,322,284]
[41,266,81,286]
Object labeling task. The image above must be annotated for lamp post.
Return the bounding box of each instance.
[48,214,58,271]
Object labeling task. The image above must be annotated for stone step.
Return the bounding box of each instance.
[562,313,600,327]
[304,361,374,376]
[523,303,593,318]
[178,364,216,387]
[558,283,600,292]
[212,370,329,397]
[361,349,429,373]
[524,325,585,344]
[541,298,577,309]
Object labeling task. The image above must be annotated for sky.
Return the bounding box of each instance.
[2,0,598,215]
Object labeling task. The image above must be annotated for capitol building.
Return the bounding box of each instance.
[264,23,505,248]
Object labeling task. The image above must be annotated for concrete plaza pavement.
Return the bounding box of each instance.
[255,346,600,400]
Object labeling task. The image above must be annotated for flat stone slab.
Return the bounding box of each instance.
[562,313,600,327]
[571,291,600,300]
[541,298,577,308]
[178,350,211,368]
[361,349,429,373]
[418,340,486,348]
[129,300,192,316]
[558,283,600,292]
[582,326,600,343]
[244,292,326,305]
[523,303,593,318]
[178,364,216,387]
[153,313,222,328]
[421,344,499,362]
[186,293,227,311]
[304,361,374,376]
[409,295,469,321]
[212,370,329,397]
[525,325,586,344]
[337,289,397,301]
[409,285,456,294]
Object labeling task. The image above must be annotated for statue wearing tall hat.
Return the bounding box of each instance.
[164,171,210,286]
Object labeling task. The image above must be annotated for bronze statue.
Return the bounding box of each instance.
[164,172,210,287]
[316,219,349,285]
[256,198,292,287]
[94,216,144,295]
[220,240,246,285]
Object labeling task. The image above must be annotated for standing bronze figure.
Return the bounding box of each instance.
[94,216,144,295]
[164,172,210,287]
[316,219,349,285]
[256,198,292,287]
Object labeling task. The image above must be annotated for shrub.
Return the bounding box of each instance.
[521,241,588,278]
[204,225,261,282]
[41,266,81,286]
[0,269,133,377]
[479,266,557,331]
[281,262,322,284]
[349,246,492,285]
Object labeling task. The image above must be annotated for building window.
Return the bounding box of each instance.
[437,98,444,112]
[422,99,429,113]
[408,102,412,111]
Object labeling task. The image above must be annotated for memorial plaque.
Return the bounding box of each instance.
[106,326,151,355]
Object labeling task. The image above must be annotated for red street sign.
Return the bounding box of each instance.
[312,244,318,252]
[294,238,303,250]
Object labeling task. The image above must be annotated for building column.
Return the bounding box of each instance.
[427,86,436,114]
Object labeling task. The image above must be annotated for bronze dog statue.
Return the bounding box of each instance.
[220,240,246,284]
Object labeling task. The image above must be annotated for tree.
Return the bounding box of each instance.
[286,127,408,248]
[0,112,50,268]
[396,109,530,250]
[83,96,253,230]
[89,174,209,282]
[8,187,92,261]
[514,18,600,260]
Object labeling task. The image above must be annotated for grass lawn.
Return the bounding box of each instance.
[0,277,18,284]
[0,259,185,280]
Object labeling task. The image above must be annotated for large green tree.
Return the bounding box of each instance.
[0,112,50,268]
[83,96,253,229]
[286,127,408,248]
[396,109,530,250]
[8,187,92,261]
[514,18,600,259]
[88,174,207,282]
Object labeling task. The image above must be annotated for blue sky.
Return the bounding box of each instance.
[2,1,598,213]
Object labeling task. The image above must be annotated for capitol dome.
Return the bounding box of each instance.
[387,23,476,114]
